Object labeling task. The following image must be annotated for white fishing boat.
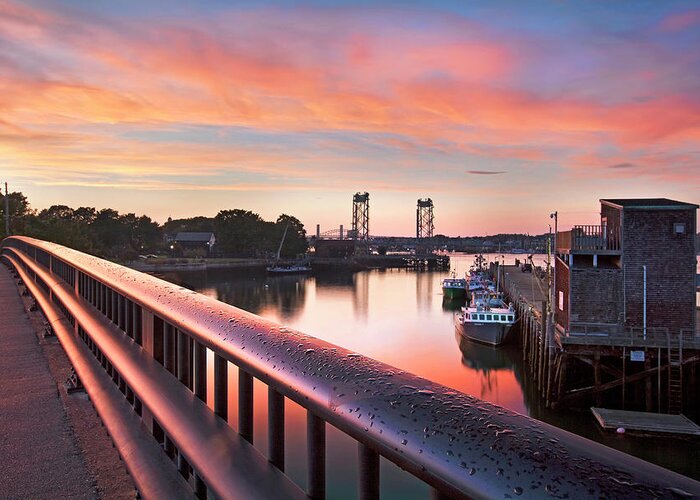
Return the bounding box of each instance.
[455,290,515,346]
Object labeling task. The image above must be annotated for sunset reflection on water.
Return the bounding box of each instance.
[165,253,700,491]
[177,253,533,498]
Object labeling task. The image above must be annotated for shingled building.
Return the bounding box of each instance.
[555,198,698,336]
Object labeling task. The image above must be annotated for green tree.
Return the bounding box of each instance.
[163,216,214,235]
[0,191,32,238]
[29,205,93,252]
[275,214,308,257]
[215,209,268,257]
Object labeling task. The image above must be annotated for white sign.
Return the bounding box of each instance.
[630,351,645,362]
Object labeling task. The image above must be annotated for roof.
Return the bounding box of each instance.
[174,232,215,242]
[600,198,699,210]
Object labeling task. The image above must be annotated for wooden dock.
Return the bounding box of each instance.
[496,262,700,414]
[591,407,700,436]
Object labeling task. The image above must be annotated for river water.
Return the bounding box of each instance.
[160,253,699,496]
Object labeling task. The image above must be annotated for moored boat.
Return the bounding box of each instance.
[268,221,312,274]
[441,271,467,299]
[266,263,312,274]
[455,290,515,346]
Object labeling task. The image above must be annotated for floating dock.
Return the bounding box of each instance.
[591,407,700,436]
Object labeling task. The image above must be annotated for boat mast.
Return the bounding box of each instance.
[275,222,290,262]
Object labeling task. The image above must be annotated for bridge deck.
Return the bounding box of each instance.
[0,266,126,498]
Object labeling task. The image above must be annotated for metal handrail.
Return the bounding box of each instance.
[3,236,699,499]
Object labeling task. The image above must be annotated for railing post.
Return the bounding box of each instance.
[214,354,228,421]
[430,488,450,500]
[111,288,118,324]
[141,310,154,356]
[194,341,207,402]
[268,387,285,471]
[307,411,326,500]
[125,298,132,336]
[117,294,124,331]
[358,442,379,500]
[163,323,175,374]
[239,369,254,444]
[194,474,206,499]
[131,302,141,344]
[177,330,191,389]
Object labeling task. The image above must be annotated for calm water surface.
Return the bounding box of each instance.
[160,253,699,496]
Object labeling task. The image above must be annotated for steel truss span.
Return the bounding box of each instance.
[2,235,699,500]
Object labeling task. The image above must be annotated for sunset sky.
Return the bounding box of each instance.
[1,0,699,236]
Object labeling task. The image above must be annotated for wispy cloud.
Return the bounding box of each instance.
[1,0,698,234]
[659,9,700,32]
[467,170,507,175]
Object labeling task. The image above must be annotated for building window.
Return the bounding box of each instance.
[558,291,564,311]
[673,222,686,234]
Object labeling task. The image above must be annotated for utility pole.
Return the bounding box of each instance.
[4,182,9,236]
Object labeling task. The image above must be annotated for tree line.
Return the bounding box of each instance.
[0,191,308,260]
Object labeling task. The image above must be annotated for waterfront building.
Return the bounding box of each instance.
[555,198,697,336]
[173,231,216,253]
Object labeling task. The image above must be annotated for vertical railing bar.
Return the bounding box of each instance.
[239,369,254,444]
[429,488,450,500]
[214,354,228,421]
[268,387,285,471]
[134,304,142,346]
[176,329,190,389]
[164,435,176,460]
[194,474,207,499]
[186,336,194,390]
[164,323,175,374]
[125,298,132,337]
[194,341,207,401]
[178,453,190,480]
[117,294,123,330]
[307,411,326,500]
[358,442,379,500]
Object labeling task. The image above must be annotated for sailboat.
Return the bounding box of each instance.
[266,223,312,274]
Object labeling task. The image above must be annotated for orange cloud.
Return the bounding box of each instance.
[1,0,698,220]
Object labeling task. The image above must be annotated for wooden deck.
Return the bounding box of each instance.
[591,407,700,436]
[500,265,548,309]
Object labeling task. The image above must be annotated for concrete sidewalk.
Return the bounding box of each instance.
[0,266,98,498]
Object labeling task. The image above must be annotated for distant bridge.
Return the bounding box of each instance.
[2,236,699,499]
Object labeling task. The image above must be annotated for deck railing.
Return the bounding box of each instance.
[556,225,620,252]
[2,236,699,499]
[562,322,700,349]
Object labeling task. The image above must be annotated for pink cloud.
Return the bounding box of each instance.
[1,0,698,205]
[659,9,700,32]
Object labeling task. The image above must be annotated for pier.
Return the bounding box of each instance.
[498,261,700,416]
[496,198,700,421]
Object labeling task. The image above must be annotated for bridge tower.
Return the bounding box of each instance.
[351,192,370,240]
[416,198,434,239]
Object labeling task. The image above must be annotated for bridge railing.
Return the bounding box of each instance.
[2,236,699,499]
